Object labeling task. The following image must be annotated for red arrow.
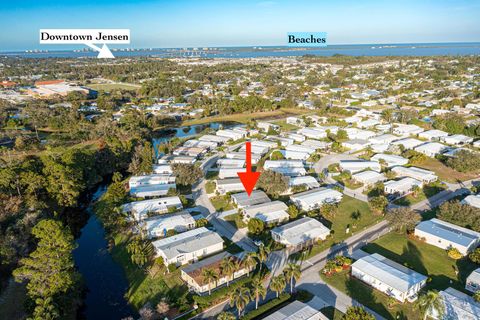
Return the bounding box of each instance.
[237,141,261,196]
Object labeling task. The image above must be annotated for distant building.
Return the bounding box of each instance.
[371,154,409,167]
[414,142,448,158]
[351,253,427,302]
[122,197,183,221]
[442,134,474,146]
[352,170,386,186]
[418,129,449,141]
[257,121,279,132]
[152,227,224,266]
[339,160,381,173]
[393,124,424,136]
[288,176,320,190]
[462,194,480,209]
[392,138,424,150]
[415,218,480,255]
[271,217,330,251]
[215,178,245,194]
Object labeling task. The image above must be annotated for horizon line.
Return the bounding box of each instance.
[2,41,480,53]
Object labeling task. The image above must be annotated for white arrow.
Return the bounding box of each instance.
[84,43,115,58]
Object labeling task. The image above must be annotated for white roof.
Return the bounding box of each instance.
[467,268,480,286]
[142,212,195,235]
[216,158,245,168]
[129,174,176,186]
[416,218,480,249]
[199,134,229,143]
[392,138,424,149]
[130,183,176,198]
[384,177,422,192]
[264,160,305,168]
[339,160,381,172]
[263,300,327,320]
[352,170,386,184]
[280,149,310,160]
[352,253,427,294]
[369,134,399,144]
[122,196,182,220]
[271,217,330,246]
[436,287,480,320]
[301,139,331,149]
[462,194,480,209]
[371,153,409,167]
[243,201,289,223]
[414,142,448,154]
[288,176,320,189]
[290,187,343,206]
[443,134,474,144]
[418,129,449,139]
[391,166,437,181]
[152,227,223,260]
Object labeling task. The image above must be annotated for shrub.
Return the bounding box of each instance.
[447,247,462,260]
[241,293,290,320]
[469,248,480,264]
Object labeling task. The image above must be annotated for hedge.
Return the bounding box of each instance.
[193,275,254,308]
[241,293,291,320]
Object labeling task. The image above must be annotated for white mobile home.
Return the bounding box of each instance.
[442,134,474,146]
[225,152,262,164]
[414,142,448,158]
[216,129,245,141]
[152,164,173,174]
[271,217,330,251]
[129,174,176,188]
[290,188,343,211]
[341,139,371,152]
[218,167,246,179]
[263,301,328,320]
[286,133,306,142]
[352,170,386,186]
[462,194,480,209]
[257,121,279,132]
[391,166,438,183]
[216,158,245,168]
[142,211,195,239]
[152,227,224,266]
[369,134,399,145]
[415,218,480,255]
[393,124,424,136]
[339,160,381,173]
[384,177,422,196]
[280,149,310,160]
[301,139,331,150]
[122,196,183,221]
[351,253,427,302]
[215,178,245,194]
[288,176,320,190]
[418,129,449,141]
[130,183,176,198]
[371,154,409,167]
[392,138,424,150]
[466,268,480,293]
[429,287,480,320]
[243,201,289,225]
[297,127,327,139]
[199,134,230,144]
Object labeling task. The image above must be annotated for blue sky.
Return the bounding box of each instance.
[1,0,480,51]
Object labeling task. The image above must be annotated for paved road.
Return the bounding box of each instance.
[313,153,369,202]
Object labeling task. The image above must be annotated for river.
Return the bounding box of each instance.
[73,122,231,319]
[73,185,137,319]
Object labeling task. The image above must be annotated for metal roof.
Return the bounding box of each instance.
[271,217,330,246]
[436,287,480,320]
[263,300,328,320]
[290,187,343,206]
[352,253,427,293]
[415,218,480,248]
[231,190,271,207]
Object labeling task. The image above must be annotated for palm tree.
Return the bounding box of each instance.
[243,252,257,276]
[283,263,301,294]
[217,311,236,320]
[220,256,236,287]
[202,268,218,295]
[256,243,270,274]
[251,277,267,309]
[270,275,286,298]
[229,286,251,318]
[415,290,445,320]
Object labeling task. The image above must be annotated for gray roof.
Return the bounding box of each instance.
[182,251,231,275]
[231,190,271,207]
[216,178,242,186]
[152,227,224,260]
[415,218,480,248]
[467,268,480,285]
[263,300,327,320]
[437,287,480,320]
[352,253,427,293]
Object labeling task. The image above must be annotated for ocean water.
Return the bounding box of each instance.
[2,42,480,59]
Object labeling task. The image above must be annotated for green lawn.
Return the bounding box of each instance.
[320,306,344,320]
[322,232,479,319]
[210,195,233,212]
[393,183,446,206]
[88,82,140,91]
[111,234,188,310]
[223,213,247,229]
[302,196,382,259]
[271,119,300,131]
[205,181,216,194]
[333,176,364,190]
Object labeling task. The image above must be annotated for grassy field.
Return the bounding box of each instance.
[88,82,140,91]
[416,158,478,183]
[182,108,311,126]
[303,196,382,259]
[322,232,479,319]
[393,183,446,206]
[271,119,300,131]
[223,213,247,229]
[205,181,216,194]
[209,195,234,212]
[111,234,188,310]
